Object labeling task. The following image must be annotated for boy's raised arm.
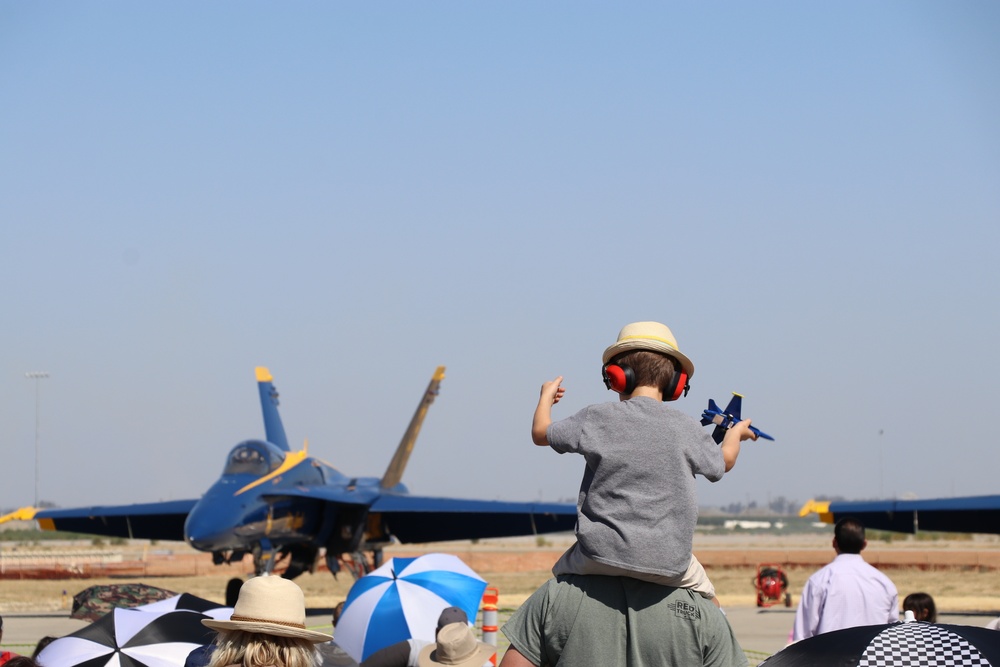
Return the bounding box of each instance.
[531,376,565,446]
[720,419,757,471]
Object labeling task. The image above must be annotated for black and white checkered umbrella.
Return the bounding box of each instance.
[763,621,1000,666]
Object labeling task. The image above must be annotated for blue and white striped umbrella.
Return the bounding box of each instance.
[335,553,488,662]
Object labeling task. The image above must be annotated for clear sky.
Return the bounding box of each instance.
[2,2,998,516]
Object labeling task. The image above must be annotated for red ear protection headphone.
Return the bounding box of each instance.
[602,363,690,401]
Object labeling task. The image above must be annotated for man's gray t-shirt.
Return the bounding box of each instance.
[547,397,725,577]
[502,575,748,667]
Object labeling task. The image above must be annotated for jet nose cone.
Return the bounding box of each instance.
[185,502,235,551]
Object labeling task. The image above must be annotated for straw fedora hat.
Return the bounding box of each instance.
[418,623,495,667]
[602,321,695,377]
[202,575,333,643]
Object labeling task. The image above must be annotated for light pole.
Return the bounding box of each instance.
[25,371,49,508]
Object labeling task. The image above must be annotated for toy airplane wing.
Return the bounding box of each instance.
[368,494,577,543]
[699,399,722,427]
[799,495,1000,535]
[0,499,199,541]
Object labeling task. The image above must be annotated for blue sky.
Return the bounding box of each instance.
[2,2,998,515]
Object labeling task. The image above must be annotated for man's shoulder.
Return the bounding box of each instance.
[805,558,840,583]
[548,575,719,614]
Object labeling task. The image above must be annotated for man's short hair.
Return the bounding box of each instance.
[834,517,866,554]
[609,350,678,394]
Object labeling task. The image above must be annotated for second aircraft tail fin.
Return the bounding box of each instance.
[380,366,446,489]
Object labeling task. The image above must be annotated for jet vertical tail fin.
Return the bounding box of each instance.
[380,366,446,490]
[256,367,290,451]
[723,393,744,420]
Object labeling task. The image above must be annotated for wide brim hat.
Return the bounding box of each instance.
[202,575,333,643]
[602,321,695,377]
[417,623,495,667]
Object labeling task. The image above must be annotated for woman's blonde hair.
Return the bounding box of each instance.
[207,630,322,667]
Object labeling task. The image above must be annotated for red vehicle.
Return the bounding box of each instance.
[753,563,792,608]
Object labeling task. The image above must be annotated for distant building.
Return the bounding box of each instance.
[723,520,785,530]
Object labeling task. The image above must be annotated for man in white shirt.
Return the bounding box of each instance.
[793,517,899,641]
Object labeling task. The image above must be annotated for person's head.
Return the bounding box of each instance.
[331,601,345,628]
[903,592,937,623]
[226,577,244,608]
[435,607,468,633]
[418,623,494,667]
[207,630,322,667]
[6,658,38,667]
[833,517,867,554]
[203,575,331,667]
[32,636,57,660]
[601,322,694,401]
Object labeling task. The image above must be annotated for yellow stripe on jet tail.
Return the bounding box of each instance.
[798,499,834,524]
[256,367,273,382]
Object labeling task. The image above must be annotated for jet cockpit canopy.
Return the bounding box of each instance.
[223,439,286,476]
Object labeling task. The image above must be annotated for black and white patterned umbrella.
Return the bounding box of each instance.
[136,594,233,620]
[763,622,1000,666]
[37,608,217,667]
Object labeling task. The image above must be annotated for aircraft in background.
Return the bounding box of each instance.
[700,393,774,444]
[799,496,1000,535]
[1,367,576,579]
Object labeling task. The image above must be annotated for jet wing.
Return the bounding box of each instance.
[260,485,381,506]
[6,499,199,541]
[261,485,577,544]
[368,494,577,543]
[801,495,1000,535]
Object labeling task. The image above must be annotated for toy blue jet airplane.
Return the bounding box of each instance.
[700,392,774,444]
[0,367,576,579]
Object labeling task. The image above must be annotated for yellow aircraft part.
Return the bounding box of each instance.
[380,366,446,489]
[798,499,834,524]
[236,443,309,496]
[255,367,273,382]
[0,506,39,524]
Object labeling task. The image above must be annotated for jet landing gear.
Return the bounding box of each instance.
[252,539,278,576]
[212,549,248,566]
[325,548,383,580]
[281,544,319,580]
[249,541,320,580]
[334,551,372,579]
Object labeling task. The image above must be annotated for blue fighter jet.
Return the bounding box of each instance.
[700,392,774,444]
[1,367,576,579]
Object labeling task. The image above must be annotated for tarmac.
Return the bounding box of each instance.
[4,607,998,663]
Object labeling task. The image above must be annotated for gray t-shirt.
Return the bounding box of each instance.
[502,575,748,667]
[547,397,725,577]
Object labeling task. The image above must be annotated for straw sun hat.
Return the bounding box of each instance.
[602,321,695,378]
[202,575,333,643]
